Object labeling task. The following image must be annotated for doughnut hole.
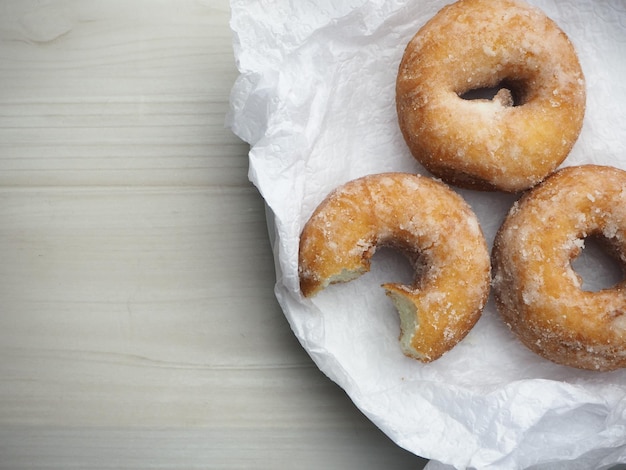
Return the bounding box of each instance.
[570,234,626,292]
[459,78,529,107]
[370,246,421,287]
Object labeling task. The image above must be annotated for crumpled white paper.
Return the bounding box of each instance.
[227,0,626,468]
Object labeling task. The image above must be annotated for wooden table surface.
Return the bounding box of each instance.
[0,1,429,468]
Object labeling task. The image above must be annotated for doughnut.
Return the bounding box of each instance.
[298,172,491,362]
[396,0,586,192]
[493,165,626,371]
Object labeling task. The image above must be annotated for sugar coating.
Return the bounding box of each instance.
[298,172,491,363]
[396,0,586,192]
[492,165,626,371]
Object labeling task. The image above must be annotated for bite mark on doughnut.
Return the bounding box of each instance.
[299,173,491,362]
[385,289,420,359]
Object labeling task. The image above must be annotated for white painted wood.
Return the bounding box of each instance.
[0,0,428,467]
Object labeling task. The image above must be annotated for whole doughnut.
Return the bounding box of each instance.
[298,173,491,362]
[396,0,586,192]
[493,165,626,371]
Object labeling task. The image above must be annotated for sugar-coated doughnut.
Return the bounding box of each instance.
[298,173,491,362]
[493,165,626,371]
[396,0,586,192]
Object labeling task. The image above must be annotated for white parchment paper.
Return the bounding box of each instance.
[227,1,626,468]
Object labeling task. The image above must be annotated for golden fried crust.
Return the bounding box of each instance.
[298,173,491,362]
[493,165,626,371]
[396,0,585,193]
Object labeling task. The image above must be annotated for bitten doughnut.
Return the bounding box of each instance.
[493,165,626,371]
[396,0,586,192]
[298,173,491,362]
